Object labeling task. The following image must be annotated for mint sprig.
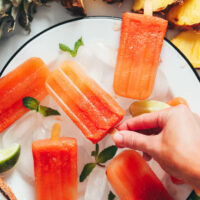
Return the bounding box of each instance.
[23,97,60,117]
[91,143,99,160]
[39,105,60,117]
[79,144,118,182]
[59,37,84,57]
[108,191,116,200]
[97,145,118,163]
[79,163,96,182]
[23,97,39,111]
[187,191,200,200]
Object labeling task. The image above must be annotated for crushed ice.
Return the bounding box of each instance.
[1,42,191,199]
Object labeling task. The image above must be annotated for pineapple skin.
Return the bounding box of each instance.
[133,0,183,13]
[0,0,85,39]
[167,0,200,31]
[172,31,200,69]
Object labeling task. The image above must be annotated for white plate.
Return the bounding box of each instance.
[1,17,200,200]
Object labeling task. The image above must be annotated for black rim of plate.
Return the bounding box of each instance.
[1,16,200,82]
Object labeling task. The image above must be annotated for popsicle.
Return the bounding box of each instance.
[167,97,189,108]
[106,150,173,200]
[113,12,168,100]
[0,57,49,133]
[32,123,78,200]
[46,60,125,143]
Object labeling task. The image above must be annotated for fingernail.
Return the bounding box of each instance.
[113,133,123,144]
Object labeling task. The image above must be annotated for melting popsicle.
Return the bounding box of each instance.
[106,150,173,200]
[0,57,49,133]
[46,60,125,143]
[113,12,168,100]
[32,123,78,200]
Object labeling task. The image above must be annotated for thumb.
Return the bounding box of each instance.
[113,130,158,155]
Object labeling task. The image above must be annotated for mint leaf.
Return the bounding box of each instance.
[23,97,60,117]
[96,143,99,155]
[59,43,73,54]
[187,191,200,200]
[73,37,84,56]
[79,163,96,182]
[91,143,99,157]
[108,191,116,200]
[81,145,117,182]
[91,143,100,162]
[23,97,39,111]
[91,151,96,157]
[97,145,118,164]
[59,37,84,57]
[39,105,60,117]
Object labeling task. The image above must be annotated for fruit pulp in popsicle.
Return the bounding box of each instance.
[46,60,125,143]
[0,57,49,133]
[113,12,168,100]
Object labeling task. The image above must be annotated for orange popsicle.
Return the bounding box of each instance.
[113,12,168,100]
[46,60,125,143]
[32,123,78,200]
[0,58,49,133]
[107,150,173,200]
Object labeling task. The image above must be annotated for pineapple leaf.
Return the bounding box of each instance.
[0,0,85,39]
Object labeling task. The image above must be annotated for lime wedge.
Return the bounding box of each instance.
[129,100,170,117]
[0,143,20,173]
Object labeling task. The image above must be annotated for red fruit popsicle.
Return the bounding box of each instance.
[113,12,168,100]
[107,150,173,200]
[32,123,78,200]
[46,60,125,143]
[0,57,49,132]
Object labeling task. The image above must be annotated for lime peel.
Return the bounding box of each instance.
[129,100,170,117]
[0,143,21,173]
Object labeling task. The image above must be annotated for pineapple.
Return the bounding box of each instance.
[0,0,18,38]
[167,0,200,30]
[60,0,85,15]
[0,0,85,39]
[103,0,123,4]
[171,31,200,68]
[0,0,50,39]
[133,0,183,13]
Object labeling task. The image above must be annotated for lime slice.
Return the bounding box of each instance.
[0,143,20,173]
[129,100,170,117]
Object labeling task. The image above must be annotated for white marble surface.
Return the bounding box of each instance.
[0,0,199,76]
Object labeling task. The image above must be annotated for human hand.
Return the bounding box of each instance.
[113,105,200,189]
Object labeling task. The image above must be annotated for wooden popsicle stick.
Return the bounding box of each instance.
[109,128,118,135]
[144,0,153,16]
[51,123,61,140]
[0,178,17,200]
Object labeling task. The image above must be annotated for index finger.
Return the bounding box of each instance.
[118,111,166,131]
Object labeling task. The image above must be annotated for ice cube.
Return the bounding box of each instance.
[17,140,35,184]
[50,51,76,70]
[99,64,115,94]
[91,42,117,68]
[84,167,107,200]
[151,69,171,102]
[78,145,92,199]
[2,112,42,147]
[76,45,94,69]
[104,183,120,200]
